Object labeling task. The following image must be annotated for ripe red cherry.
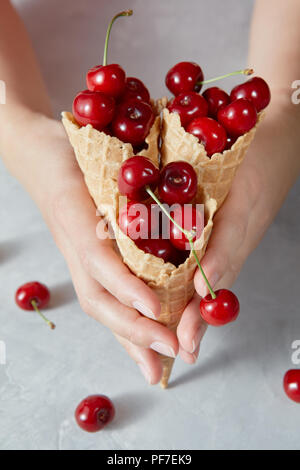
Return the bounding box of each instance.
[73,90,115,131]
[15,281,55,329]
[170,205,204,250]
[75,395,115,432]
[121,77,150,103]
[15,282,50,310]
[86,64,126,99]
[202,87,230,119]
[186,117,227,157]
[283,370,300,403]
[230,77,271,112]
[217,98,257,137]
[158,161,197,205]
[165,61,204,96]
[167,92,208,128]
[199,289,240,326]
[225,135,238,150]
[136,238,177,263]
[118,201,159,240]
[112,100,154,146]
[118,155,159,201]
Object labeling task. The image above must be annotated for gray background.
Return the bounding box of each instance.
[0,0,299,450]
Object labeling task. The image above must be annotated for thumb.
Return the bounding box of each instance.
[195,207,248,297]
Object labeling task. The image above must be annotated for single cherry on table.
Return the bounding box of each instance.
[186,116,227,157]
[167,91,208,128]
[15,281,55,330]
[283,370,300,403]
[75,395,115,432]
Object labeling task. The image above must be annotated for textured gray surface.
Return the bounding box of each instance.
[0,0,299,450]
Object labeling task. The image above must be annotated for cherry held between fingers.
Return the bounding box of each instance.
[75,395,115,432]
[199,289,240,326]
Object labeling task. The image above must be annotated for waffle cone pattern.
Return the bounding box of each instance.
[161,106,265,209]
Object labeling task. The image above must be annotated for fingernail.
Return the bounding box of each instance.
[191,328,203,353]
[150,341,176,358]
[137,362,152,384]
[198,272,219,297]
[133,301,156,320]
[192,345,200,362]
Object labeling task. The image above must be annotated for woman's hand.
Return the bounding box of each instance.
[4,113,181,385]
[177,95,300,364]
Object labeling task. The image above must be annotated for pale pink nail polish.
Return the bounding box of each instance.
[150,342,176,358]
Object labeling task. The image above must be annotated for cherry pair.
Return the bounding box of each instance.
[73,11,154,147]
[118,155,240,326]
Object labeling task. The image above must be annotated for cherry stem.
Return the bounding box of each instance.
[198,68,254,86]
[31,300,56,330]
[103,10,133,66]
[145,186,216,299]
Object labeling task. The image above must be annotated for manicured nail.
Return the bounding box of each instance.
[138,362,152,384]
[150,341,176,358]
[133,301,156,320]
[191,328,203,353]
[192,345,200,362]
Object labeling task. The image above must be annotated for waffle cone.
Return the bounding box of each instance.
[62,111,216,388]
[161,105,265,208]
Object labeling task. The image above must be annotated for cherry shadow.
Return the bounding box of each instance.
[110,391,157,430]
[48,281,76,309]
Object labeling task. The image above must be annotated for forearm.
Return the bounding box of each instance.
[0,0,52,168]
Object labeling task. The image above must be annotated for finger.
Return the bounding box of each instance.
[115,334,163,385]
[177,293,207,354]
[63,240,178,356]
[179,344,200,365]
[194,186,250,298]
[52,181,161,319]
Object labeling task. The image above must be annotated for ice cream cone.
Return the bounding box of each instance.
[161,106,265,209]
[62,111,216,388]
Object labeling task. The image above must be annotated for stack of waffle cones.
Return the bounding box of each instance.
[62,99,263,388]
